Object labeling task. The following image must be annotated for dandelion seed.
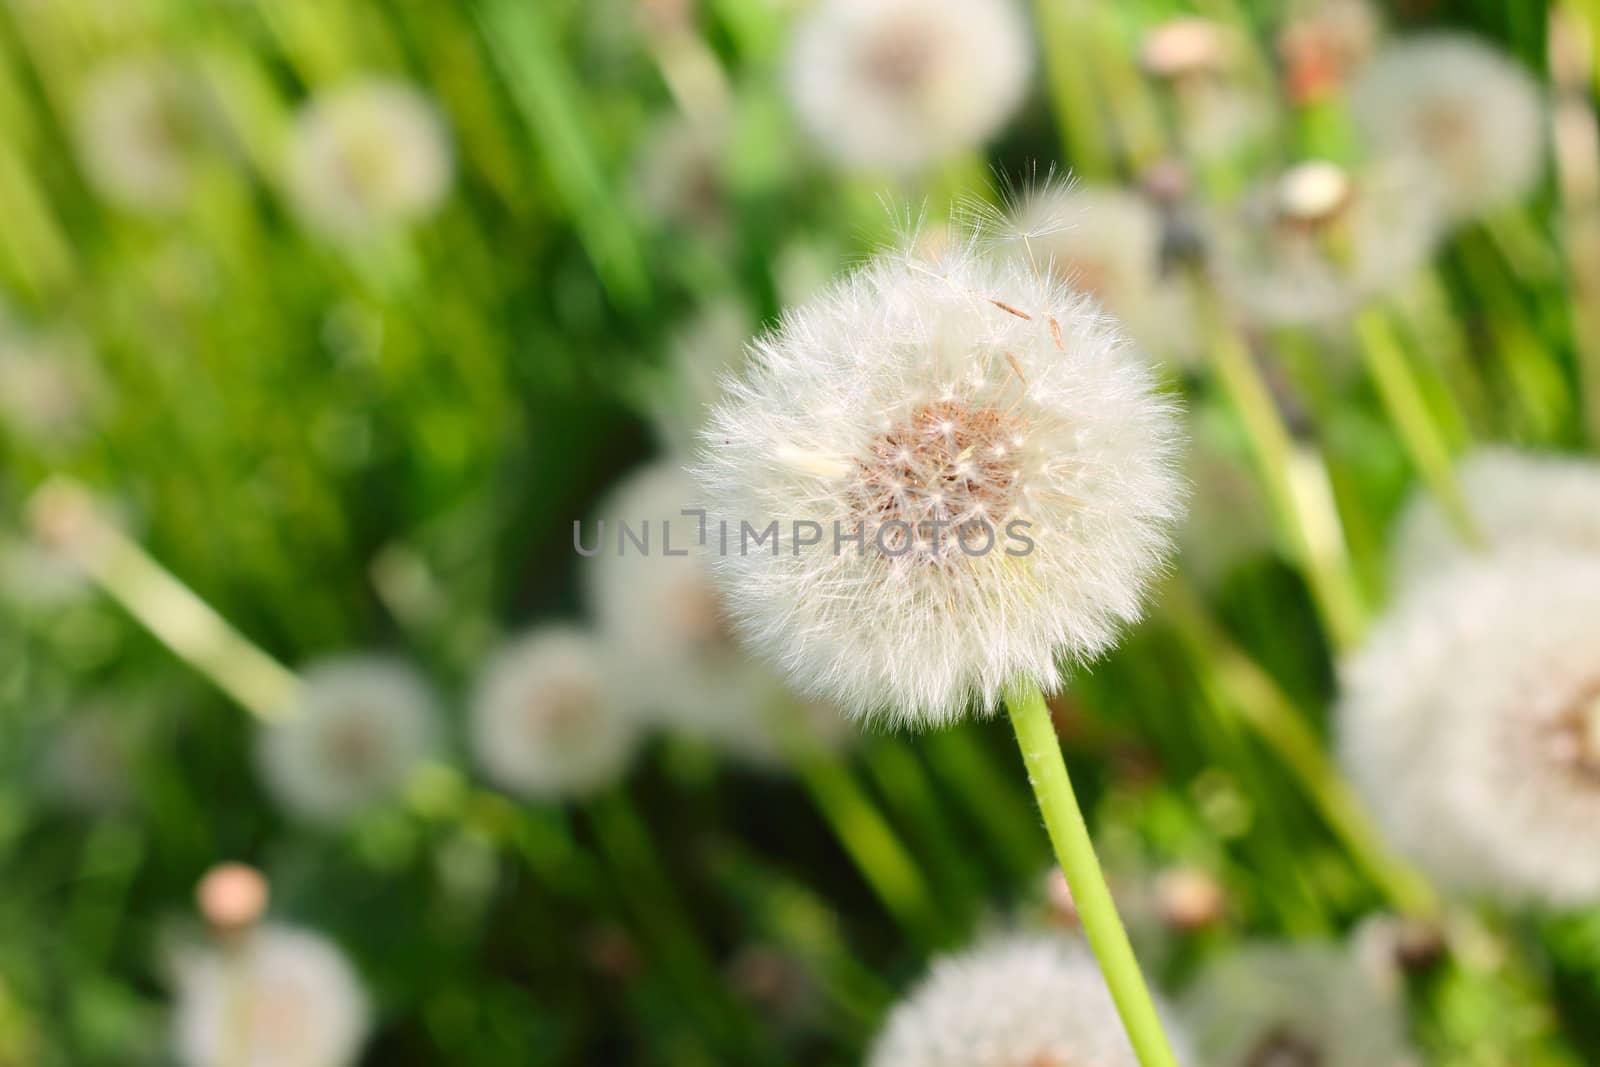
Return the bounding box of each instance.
[1338,552,1600,906]
[1390,447,1600,587]
[1349,33,1545,222]
[171,923,371,1067]
[868,935,1193,1067]
[285,80,453,240]
[785,0,1032,173]
[1181,941,1416,1067]
[255,657,440,826]
[694,231,1185,726]
[467,625,639,799]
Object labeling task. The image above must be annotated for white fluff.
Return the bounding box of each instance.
[256,657,440,826]
[1001,183,1200,365]
[1349,33,1545,222]
[1181,941,1417,1067]
[785,0,1032,173]
[868,934,1191,1067]
[74,58,203,212]
[1208,160,1442,326]
[467,625,639,798]
[1338,552,1600,906]
[584,461,854,762]
[172,923,371,1067]
[285,80,452,239]
[694,234,1185,726]
[1390,447,1600,587]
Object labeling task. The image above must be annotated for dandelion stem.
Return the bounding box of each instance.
[1355,310,1484,549]
[1004,678,1179,1067]
[1163,580,1441,919]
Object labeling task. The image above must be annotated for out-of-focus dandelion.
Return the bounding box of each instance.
[1339,552,1600,906]
[196,863,270,933]
[467,625,639,799]
[999,182,1199,365]
[584,461,852,763]
[1181,941,1417,1067]
[255,657,440,826]
[171,923,371,1067]
[74,57,206,212]
[0,322,100,448]
[651,300,754,452]
[634,114,729,233]
[696,233,1184,724]
[1390,447,1600,586]
[1141,18,1275,164]
[868,935,1192,1067]
[785,0,1032,173]
[1209,159,1441,326]
[697,223,1185,1065]
[1277,0,1383,104]
[36,703,144,814]
[1348,33,1545,223]
[285,80,453,240]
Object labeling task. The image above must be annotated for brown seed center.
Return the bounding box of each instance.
[1549,680,1600,784]
[851,399,1021,563]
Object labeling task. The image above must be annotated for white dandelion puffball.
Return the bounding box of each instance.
[1002,183,1199,364]
[1208,159,1442,326]
[1391,447,1600,587]
[868,934,1191,1067]
[1349,33,1545,222]
[584,461,854,762]
[785,0,1032,173]
[1338,552,1600,906]
[74,58,203,212]
[285,80,453,239]
[694,234,1185,726]
[256,657,440,826]
[172,923,370,1067]
[1181,941,1416,1067]
[468,625,639,799]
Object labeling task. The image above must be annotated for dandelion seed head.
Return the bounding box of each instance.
[868,934,1191,1067]
[256,657,440,826]
[1338,552,1600,905]
[1181,941,1416,1067]
[468,626,638,799]
[695,233,1185,726]
[1349,33,1545,221]
[1209,159,1442,326]
[1391,448,1600,588]
[286,80,452,239]
[785,0,1032,173]
[586,462,855,762]
[172,924,370,1067]
[74,57,203,212]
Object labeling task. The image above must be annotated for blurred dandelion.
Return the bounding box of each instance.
[785,0,1032,173]
[1339,552,1600,906]
[1390,447,1600,586]
[1181,940,1417,1067]
[467,625,639,799]
[171,923,371,1067]
[868,934,1192,1067]
[255,657,441,826]
[74,57,207,213]
[1349,33,1545,224]
[285,80,453,240]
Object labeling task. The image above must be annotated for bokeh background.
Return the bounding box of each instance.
[4,0,1600,1064]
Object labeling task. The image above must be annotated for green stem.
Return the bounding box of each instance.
[788,740,946,950]
[1031,0,1111,178]
[1004,679,1179,1067]
[1355,310,1484,548]
[1164,581,1440,919]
